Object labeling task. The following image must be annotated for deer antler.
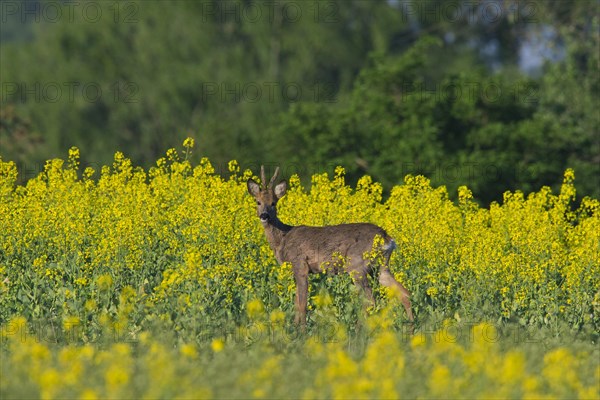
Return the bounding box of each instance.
[269,167,280,189]
[260,165,267,189]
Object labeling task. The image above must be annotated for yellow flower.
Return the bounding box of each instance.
[84,299,97,312]
[269,309,286,326]
[563,168,575,183]
[96,274,113,291]
[211,338,225,353]
[166,148,178,161]
[74,277,89,286]
[429,364,451,396]
[83,166,95,179]
[458,185,473,202]
[183,137,195,149]
[228,160,240,174]
[79,389,99,400]
[63,316,81,332]
[543,347,579,391]
[40,368,61,399]
[313,292,332,308]
[499,350,525,384]
[411,333,426,348]
[246,298,265,319]
[68,146,80,163]
[105,365,129,387]
[4,316,27,341]
[180,343,198,359]
[1,142,599,399]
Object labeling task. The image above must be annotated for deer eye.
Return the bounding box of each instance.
[257,201,261,205]
[271,202,275,207]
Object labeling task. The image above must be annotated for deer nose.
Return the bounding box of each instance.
[259,213,269,222]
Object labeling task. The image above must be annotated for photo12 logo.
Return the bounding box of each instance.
[1,1,138,24]
[401,162,534,184]
[397,1,538,24]
[199,1,340,23]
[399,81,539,105]
[199,81,337,104]
[2,81,139,104]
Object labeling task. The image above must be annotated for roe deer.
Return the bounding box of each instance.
[247,166,414,329]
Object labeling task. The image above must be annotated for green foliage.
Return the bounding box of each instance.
[276,29,598,203]
[1,0,597,204]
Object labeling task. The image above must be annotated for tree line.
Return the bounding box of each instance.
[1,0,598,204]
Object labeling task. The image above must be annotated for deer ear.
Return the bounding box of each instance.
[274,180,287,199]
[247,179,261,197]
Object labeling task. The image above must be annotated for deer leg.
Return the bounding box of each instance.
[351,270,375,307]
[379,268,414,331]
[293,261,309,329]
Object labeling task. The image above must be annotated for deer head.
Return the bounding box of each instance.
[247,166,287,224]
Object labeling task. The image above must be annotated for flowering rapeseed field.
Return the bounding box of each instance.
[1,139,598,399]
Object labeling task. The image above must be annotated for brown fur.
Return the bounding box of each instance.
[247,166,414,329]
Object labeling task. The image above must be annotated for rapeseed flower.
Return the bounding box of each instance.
[0,142,597,399]
[211,338,225,353]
